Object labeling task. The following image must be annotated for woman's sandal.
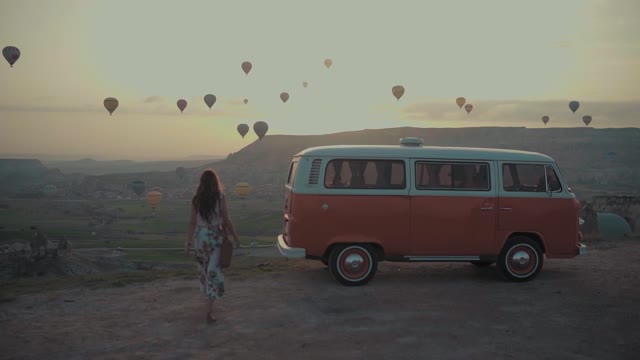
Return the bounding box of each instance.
[206,311,217,324]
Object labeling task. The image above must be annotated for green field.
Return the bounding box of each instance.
[0,198,283,254]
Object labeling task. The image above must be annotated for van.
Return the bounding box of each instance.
[277,137,587,286]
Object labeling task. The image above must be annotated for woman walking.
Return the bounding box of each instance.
[185,169,239,323]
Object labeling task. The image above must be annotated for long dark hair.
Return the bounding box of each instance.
[192,169,223,223]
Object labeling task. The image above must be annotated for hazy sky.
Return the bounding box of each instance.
[1,0,639,160]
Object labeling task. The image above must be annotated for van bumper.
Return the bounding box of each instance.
[577,243,587,255]
[277,234,306,258]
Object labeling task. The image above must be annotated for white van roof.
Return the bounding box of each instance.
[295,145,555,162]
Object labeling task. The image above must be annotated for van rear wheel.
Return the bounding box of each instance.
[328,244,377,286]
[497,236,544,282]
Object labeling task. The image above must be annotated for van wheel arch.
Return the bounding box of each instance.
[323,242,385,264]
[506,232,546,254]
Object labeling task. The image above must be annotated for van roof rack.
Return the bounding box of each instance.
[399,137,424,147]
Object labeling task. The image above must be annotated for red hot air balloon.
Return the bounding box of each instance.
[582,115,592,126]
[280,92,289,103]
[464,104,473,114]
[177,99,187,113]
[242,61,252,75]
[542,115,550,125]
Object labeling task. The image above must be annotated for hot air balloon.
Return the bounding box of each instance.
[130,180,146,196]
[237,123,249,138]
[464,104,473,114]
[456,97,466,108]
[146,190,162,211]
[392,85,405,101]
[583,115,592,126]
[324,58,332,69]
[235,182,252,197]
[2,46,20,67]
[253,121,269,140]
[542,115,550,125]
[242,61,252,75]
[176,167,186,179]
[204,94,216,109]
[280,92,289,103]
[303,81,308,88]
[177,99,187,113]
[569,101,580,113]
[103,97,119,115]
[43,184,57,196]
[243,98,248,104]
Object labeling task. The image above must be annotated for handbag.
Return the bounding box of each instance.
[218,194,233,269]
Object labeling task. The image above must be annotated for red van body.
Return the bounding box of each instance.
[278,138,586,286]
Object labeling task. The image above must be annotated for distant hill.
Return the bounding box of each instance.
[0,159,71,195]
[79,127,640,200]
[42,158,223,176]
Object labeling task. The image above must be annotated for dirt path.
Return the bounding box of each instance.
[2,239,639,360]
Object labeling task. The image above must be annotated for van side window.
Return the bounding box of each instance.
[502,163,549,192]
[324,159,406,189]
[287,161,299,186]
[415,162,490,190]
[545,165,562,192]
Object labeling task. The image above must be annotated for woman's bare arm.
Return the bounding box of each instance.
[186,205,197,245]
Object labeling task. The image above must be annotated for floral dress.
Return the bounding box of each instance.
[193,195,226,300]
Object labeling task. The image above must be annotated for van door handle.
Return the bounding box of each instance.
[499,207,512,211]
[480,207,494,211]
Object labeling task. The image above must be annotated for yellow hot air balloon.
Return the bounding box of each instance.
[324,58,332,69]
[392,85,405,101]
[456,97,466,108]
[146,190,162,211]
[235,182,252,197]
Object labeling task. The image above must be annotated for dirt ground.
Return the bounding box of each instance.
[1,239,639,360]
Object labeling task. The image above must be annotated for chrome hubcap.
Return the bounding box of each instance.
[343,254,364,274]
[511,250,531,268]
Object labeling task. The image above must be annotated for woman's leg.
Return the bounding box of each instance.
[208,299,216,319]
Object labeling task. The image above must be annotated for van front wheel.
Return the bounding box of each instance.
[497,236,544,282]
[328,244,377,286]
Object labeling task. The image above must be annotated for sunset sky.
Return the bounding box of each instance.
[1,0,638,160]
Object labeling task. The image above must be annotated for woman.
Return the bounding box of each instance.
[185,169,240,323]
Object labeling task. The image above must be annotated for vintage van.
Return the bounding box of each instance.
[277,137,587,286]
